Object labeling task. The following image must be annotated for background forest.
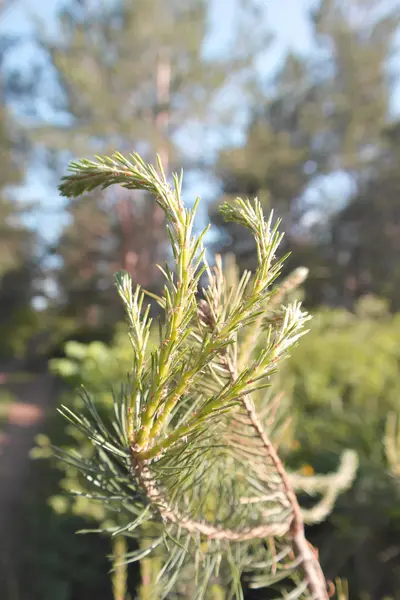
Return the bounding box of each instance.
[0,0,400,599]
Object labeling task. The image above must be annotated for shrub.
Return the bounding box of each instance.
[280,303,400,598]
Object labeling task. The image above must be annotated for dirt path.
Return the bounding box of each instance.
[0,373,57,599]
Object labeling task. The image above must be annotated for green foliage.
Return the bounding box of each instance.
[285,305,400,453]
[0,88,42,361]
[42,151,359,600]
[279,303,400,597]
[0,305,42,360]
[20,506,115,600]
[39,291,400,599]
[18,450,124,600]
[0,388,15,431]
[37,327,137,522]
[35,327,151,600]
[51,327,135,386]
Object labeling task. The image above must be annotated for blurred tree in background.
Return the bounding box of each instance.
[27,0,271,329]
[330,121,400,310]
[282,299,400,598]
[0,13,42,361]
[210,0,400,310]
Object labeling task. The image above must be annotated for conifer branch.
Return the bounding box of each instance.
[57,152,356,599]
[206,301,329,599]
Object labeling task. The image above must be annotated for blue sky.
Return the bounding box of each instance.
[1,0,320,240]
[1,0,399,240]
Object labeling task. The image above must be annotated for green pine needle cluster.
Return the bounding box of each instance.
[57,152,357,599]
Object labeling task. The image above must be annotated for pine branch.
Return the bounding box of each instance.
[56,152,356,599]
[206,306,328,598]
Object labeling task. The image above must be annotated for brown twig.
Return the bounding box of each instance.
[131,359,328,597]
[242,401,328,597]
[224,352,329,599]
[131,455,290,541]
